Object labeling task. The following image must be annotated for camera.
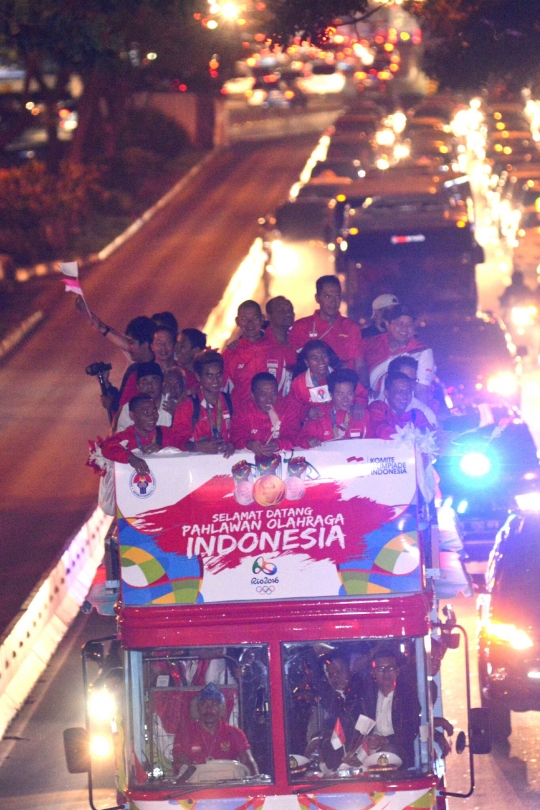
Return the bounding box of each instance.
[86,361,112,399]
[86,361,112,376]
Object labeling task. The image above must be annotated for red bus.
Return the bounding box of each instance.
[64,437,490,809]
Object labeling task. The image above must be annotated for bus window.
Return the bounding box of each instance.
[126,645,273,788]
[282,638,432,782]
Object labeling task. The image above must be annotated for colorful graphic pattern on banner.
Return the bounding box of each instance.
[116,439,421,605]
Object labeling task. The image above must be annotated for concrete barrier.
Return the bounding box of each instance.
[0,507,112,739]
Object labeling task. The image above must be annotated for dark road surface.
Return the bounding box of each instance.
[0,135,322,635]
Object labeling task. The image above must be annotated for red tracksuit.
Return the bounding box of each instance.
[101,424,182,463]
[289,311,364,369]
[368,400,430,439]
[173,392,233,449]
[223,336,292,408]
[231,398,300,451]
[298,402,372,447]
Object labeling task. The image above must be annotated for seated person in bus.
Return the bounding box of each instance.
[173,350,235,458]
[223,300,292,408]
[364,305,434,403]
[384,356,438,427]
[368,373,431,439]
[116,362,173,431]
[101,394,182,475]
[289,275,369,387]
[230,372,299,455]
[305,650,365,771]
[172,683,259,775]
[175,328,207,392]
[298,369,371,447]
[356,648,420,769]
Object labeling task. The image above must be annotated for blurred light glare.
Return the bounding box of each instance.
[88,689,115,723]
[221,2,239,19]
[487,371,518,396]
[90,734,113,759]
[207,19,218,28]
[460,452,491,477]
[515,491,540,511]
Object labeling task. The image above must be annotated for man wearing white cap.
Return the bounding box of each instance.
[361,294,399,340]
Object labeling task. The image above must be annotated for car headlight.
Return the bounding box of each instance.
[511,305,537,328]
[486,621,533,650]
[486,372,518,396]
[459,451,491,477]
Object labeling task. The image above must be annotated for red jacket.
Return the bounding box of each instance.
[368,400,430,439]
[298,403,371,447]
[173,392,232,449]
[223,335,292,407]
[101,424,182,463]
[231,397,300,451]
[264,325,298,367]
[289,311,364,369]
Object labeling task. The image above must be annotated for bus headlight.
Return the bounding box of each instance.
[460,452,491,477]
[88,689,116,723]
[90,734,114,759]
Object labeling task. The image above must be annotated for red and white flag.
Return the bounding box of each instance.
[60,261,83,295]
[330,717,346,750]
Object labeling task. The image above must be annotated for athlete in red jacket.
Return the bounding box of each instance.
[368,373,431,439]
[289,276,368,386]
[173,350,234,457]
[101,394,182,474]
[298,368,371,447]
[231,372,300,454]
[223,301,292,408]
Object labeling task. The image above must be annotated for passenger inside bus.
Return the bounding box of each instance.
[305,650,365,771]
[172,683,259,776]
[283,639,427,779]
[230,372,299,455]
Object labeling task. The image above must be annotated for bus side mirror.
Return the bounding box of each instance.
[455,730,467,755]
[64,727,90,773]
[469,707,492,754]
[85,641,105,663]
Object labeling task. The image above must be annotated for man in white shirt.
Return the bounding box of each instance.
[360,649,420,768]
[115,362,174,432]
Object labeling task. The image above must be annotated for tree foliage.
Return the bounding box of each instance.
[408,0,540,90]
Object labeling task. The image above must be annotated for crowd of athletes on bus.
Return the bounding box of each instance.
[80,274,444,472]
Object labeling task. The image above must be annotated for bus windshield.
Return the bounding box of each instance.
[126,644,273,789]
[283,637,432,782]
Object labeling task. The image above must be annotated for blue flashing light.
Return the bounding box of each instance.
[460,452,491,478]
[456,499,468,514]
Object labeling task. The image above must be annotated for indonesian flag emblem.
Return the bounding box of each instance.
[330,717,346,750]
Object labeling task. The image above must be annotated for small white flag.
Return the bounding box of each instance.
[59,261,79,278]
[355,714,376,736]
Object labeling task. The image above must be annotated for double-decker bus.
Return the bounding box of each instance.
[64,437,489,809]
[333,169,485,322]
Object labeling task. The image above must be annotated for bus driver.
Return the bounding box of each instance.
[173,683,259,776]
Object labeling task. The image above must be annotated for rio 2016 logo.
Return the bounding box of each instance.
[252,557,277,576]
[251,556,279,592]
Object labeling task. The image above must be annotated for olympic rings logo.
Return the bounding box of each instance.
[256,585,275,595]
[252,556,278,576]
